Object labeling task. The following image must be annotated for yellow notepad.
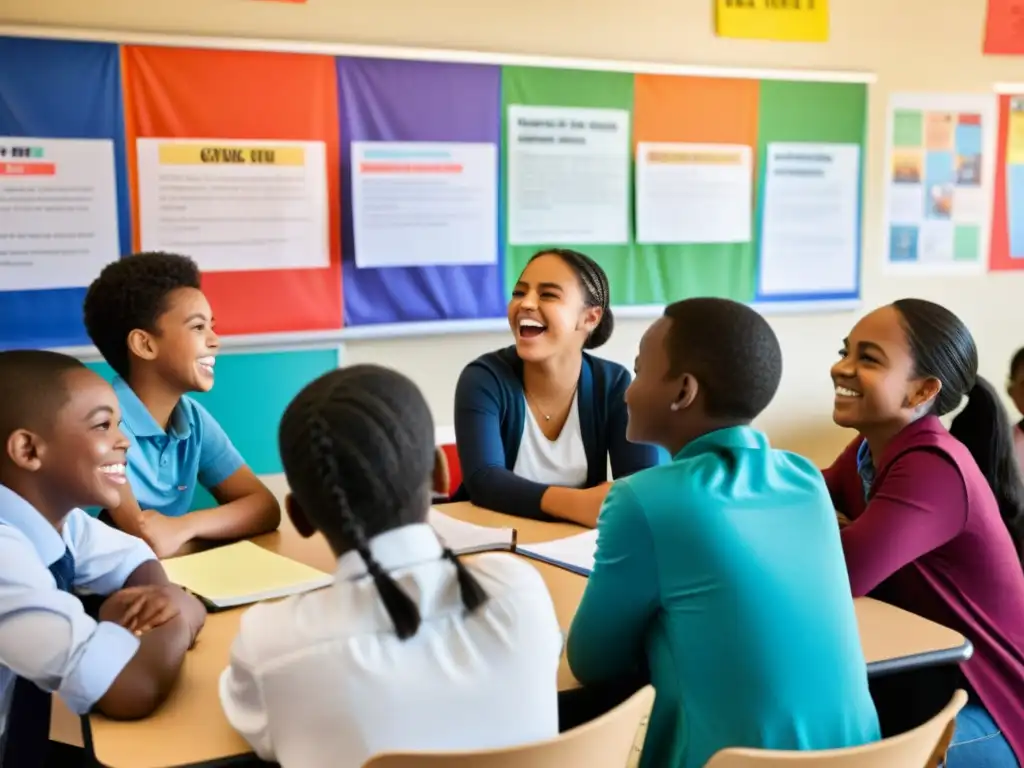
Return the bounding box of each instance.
[162,541,333,609]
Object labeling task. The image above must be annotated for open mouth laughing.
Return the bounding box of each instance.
[518,318,547,340]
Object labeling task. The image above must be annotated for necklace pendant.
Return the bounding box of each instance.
[544,415,551,421]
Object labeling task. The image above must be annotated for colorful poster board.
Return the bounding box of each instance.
[883,94,995,275]
[988,92,1024,271]
[0,32,869,349]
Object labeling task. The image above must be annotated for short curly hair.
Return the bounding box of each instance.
[83,252,201,379]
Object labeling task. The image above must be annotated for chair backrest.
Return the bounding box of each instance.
[362,685,655,768]
[434,426,461,498]
[704,689,968,768]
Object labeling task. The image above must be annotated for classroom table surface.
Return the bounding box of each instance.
[55,502,971,768]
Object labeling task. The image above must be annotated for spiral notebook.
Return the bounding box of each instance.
[516,529,598,576]
[161,541,333,610]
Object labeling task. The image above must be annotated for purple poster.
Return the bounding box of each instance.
[337,57,505,327]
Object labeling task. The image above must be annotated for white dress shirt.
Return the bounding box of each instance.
[0,484,157,740]
[219,523,563,768]
[513,392,588,488]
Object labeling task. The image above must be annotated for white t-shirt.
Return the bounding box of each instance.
[219,524,562,768]
[512,392,588,488]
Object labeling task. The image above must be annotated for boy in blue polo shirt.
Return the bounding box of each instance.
[0,350,205,766]
[83,252,279,558]
[566,298,879,768]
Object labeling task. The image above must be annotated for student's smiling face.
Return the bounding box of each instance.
[507,254,601,363]
[831,305,940,432]
[130,287,220,393]
[7,369,131,513]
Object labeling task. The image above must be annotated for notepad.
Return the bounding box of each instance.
[516,529,598,576]
[161,541,333,610]
[428,508,517,555]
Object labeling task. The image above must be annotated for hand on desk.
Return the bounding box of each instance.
[137,510,195,559]
[101,585,207,646]
[543,482,613,528]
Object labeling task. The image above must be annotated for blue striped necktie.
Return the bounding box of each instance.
[4,548,76,768]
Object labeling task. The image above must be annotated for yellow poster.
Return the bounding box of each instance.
[715,0,829,43]
[1008,97,1024,165]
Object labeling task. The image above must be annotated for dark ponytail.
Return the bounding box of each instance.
[529,248,613,349]
[949,378,1024,551]
[308,413,422,639]
[893,299,1024,554]
[279,365,489,642]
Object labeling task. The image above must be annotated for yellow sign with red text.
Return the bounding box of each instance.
[715,0,829,42]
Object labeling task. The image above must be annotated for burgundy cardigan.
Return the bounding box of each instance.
[823,416,1024,763]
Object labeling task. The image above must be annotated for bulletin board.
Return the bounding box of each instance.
[0,28,872,351]
[989,84,1024,272]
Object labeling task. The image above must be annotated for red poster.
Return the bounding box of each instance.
[985,0,1024,55]
[122,46,343,335]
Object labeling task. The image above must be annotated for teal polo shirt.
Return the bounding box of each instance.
[114,377,245,518]
[567,426,880,768]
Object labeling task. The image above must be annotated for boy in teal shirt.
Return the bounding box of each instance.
[566,298,880,768]
[83,252,279,557]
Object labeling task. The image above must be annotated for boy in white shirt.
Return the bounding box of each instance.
[0,350,206,767]
[219,365,562,768]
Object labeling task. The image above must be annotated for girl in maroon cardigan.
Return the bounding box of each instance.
[824,299,1024,767]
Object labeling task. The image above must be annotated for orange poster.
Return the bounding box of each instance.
[985,0,1024,55]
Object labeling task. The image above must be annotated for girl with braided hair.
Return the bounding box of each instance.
[454,249,661,526]
[219,365,562,768]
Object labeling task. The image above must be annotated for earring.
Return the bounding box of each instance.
[670,402,680,412]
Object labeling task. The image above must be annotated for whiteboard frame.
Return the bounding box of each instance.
[0,23,872,354]
[0,24,876,84]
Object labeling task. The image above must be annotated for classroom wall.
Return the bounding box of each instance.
[4,0,1024,466]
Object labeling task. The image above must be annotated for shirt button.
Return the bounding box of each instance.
[161,458,169,466]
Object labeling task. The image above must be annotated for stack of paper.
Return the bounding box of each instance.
[162,541,333,610]
[516,530,598,576]
[428,508,516,555]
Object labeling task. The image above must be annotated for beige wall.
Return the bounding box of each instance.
[3,0,1024,465]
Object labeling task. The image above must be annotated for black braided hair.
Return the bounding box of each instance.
[278,365,487,640]
[528,249,615,349]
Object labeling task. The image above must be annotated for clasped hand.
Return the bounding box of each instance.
[99,584,206,646]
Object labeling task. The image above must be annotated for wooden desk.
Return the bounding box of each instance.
[71,502,969,768]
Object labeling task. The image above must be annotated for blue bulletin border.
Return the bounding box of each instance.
[0,36,130,350]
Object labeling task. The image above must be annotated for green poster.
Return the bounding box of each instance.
[501,66,638,303]
[754,80,868,298]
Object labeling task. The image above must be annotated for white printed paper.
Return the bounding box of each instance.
[636,142,753,244]
[507,105,630,245]
[351,142,497,268]
[517,529,598,575]
[427,508,514,555]
[136,138,329,273]
[758,143,861,298]
[0,138,119,290]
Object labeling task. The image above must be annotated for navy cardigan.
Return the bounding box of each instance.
[452,346,662,520]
